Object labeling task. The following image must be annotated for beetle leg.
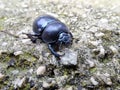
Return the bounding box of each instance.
[26,33,38,43]
[23,33,41,43]
[58,42,62,50]
[48,44,61,58]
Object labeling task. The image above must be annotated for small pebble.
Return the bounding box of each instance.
[86,59,95,68]
[42,81,51,89]
[19,34,28,38]
[98,45,105,57]
[13,77,27,88]
[95,32,105,38]
[109,46,118,54]
[36,66,46,76]
[103,73,112,85]
[90,77,99,85]
[2,42,8,46]
[66,86,74,90]
[96,73,112,86]
[21,39,32,44]
[42,79,57,89]
[14,51,23,56]
[89,41,100,46]
[29,68,34,74]
[0,73,5,80]
[18,77,27,87]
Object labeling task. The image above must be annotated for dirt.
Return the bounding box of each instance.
[0,0,120,90]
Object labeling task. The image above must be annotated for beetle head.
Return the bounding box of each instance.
[58,32,72,46]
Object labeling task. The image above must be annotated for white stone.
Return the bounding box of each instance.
[99,45,105,56]
[0,73,5,80]
[2,42,8,46]
[14,51,23,56]
[104,73,112,85]
[29,68,33,74]
[89,41,99,46]
[109,46,118,54]
[86,59,95,68]
[21,39,32,44]
[19,34,28,38]
[36,66,46,75]
[90,77,99,85]
[106,78,112,85]
[42,81,51,89]
[95,32,105,38]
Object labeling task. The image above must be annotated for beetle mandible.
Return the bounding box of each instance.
[26,15,73,58]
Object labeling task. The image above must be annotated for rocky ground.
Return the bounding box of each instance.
[0,0,120,90]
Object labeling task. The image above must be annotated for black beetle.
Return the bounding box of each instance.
[26,15,73,58]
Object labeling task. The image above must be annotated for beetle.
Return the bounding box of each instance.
[25,15,73,58]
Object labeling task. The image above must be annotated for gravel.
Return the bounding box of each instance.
[0,0,120,90]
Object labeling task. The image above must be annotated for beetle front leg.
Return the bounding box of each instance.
[26,34,37,43]
[48,44,61,58]
[23,33,41,43]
